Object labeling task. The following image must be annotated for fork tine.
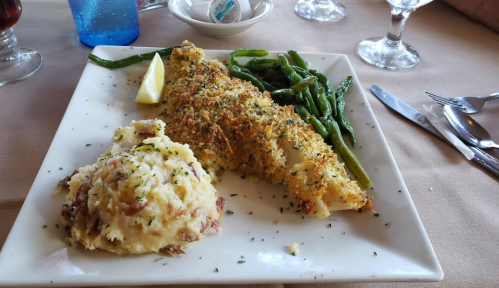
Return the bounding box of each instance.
[428,95,457,106]
[424,91,462,107]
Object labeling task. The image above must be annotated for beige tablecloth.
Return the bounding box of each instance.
[1,0,499,287]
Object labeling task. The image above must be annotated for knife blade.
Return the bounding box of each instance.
[371,85,499,180]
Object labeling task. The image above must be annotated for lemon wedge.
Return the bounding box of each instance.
[135,53,165,104]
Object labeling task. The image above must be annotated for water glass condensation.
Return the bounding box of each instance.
[68,0,140,47]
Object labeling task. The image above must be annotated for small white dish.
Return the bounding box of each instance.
[168,0,273,38]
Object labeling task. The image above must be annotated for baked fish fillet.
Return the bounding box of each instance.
[162,41,372,218]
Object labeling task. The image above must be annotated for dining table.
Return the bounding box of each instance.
[1,0,498,287]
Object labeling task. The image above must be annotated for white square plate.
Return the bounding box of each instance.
[0,46,443,286]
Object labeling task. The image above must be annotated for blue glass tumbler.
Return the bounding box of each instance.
[68,0,140,47]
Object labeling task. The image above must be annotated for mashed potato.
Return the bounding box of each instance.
[288,242,299,256]
[59,119,224,256]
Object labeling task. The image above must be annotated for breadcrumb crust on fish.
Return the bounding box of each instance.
[162,41,372,218]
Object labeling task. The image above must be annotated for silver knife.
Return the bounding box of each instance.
[371,85,499,180]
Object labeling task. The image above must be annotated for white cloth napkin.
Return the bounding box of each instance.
[422,104,475,160]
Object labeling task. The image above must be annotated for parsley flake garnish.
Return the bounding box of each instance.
[135,142,154,149]
[226,210,234,215]
[214,268,219,272]
[237,260,246,264]
[135,191,145,200]
[373,251,378,256]
[86,144,91,147]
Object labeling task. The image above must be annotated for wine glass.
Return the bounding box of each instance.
[0,0,42,86]
[295,0,346,22]
[357,0,433,70]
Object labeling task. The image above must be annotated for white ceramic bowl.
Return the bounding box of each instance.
[168,0,273,38]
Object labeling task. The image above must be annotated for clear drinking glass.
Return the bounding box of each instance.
[0,0,42,86]
[68,0,140,48]
[137,0,168,12]
[357,0,433,70]
[295,0,346,22]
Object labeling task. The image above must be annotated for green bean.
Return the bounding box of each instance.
[316,87,332,120]
[288,49,308,70]
[238,66,254,75]
[271,81,289,90]
[292,66,319,102]
[291,76,317,93]
[270,93,294,105]
[263,72,289,83]
[290,65,307,75]
[270,76,317,97]
[326,119,371,188]
[229,67,266,92]
[336,76,352,101]
[294,105,310,123]
[338,113,356,147]
[270,89,295,97]
[295,92,304,103]
[336,76,356,147]
[229,49,269,67]
[295,105,329,139]
[270,76,316,98]
[278,54,302,84]
[309,116,329,140]
[278,55,320,117]
[261,80,277,92]
[88,46,179,69]
[263,68,285,79]
[301,92,320,119]
[244,58,279,73]
[310,69,337,117]
[303,88,320,118]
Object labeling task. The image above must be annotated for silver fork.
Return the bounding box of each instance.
[425,91,499,114]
